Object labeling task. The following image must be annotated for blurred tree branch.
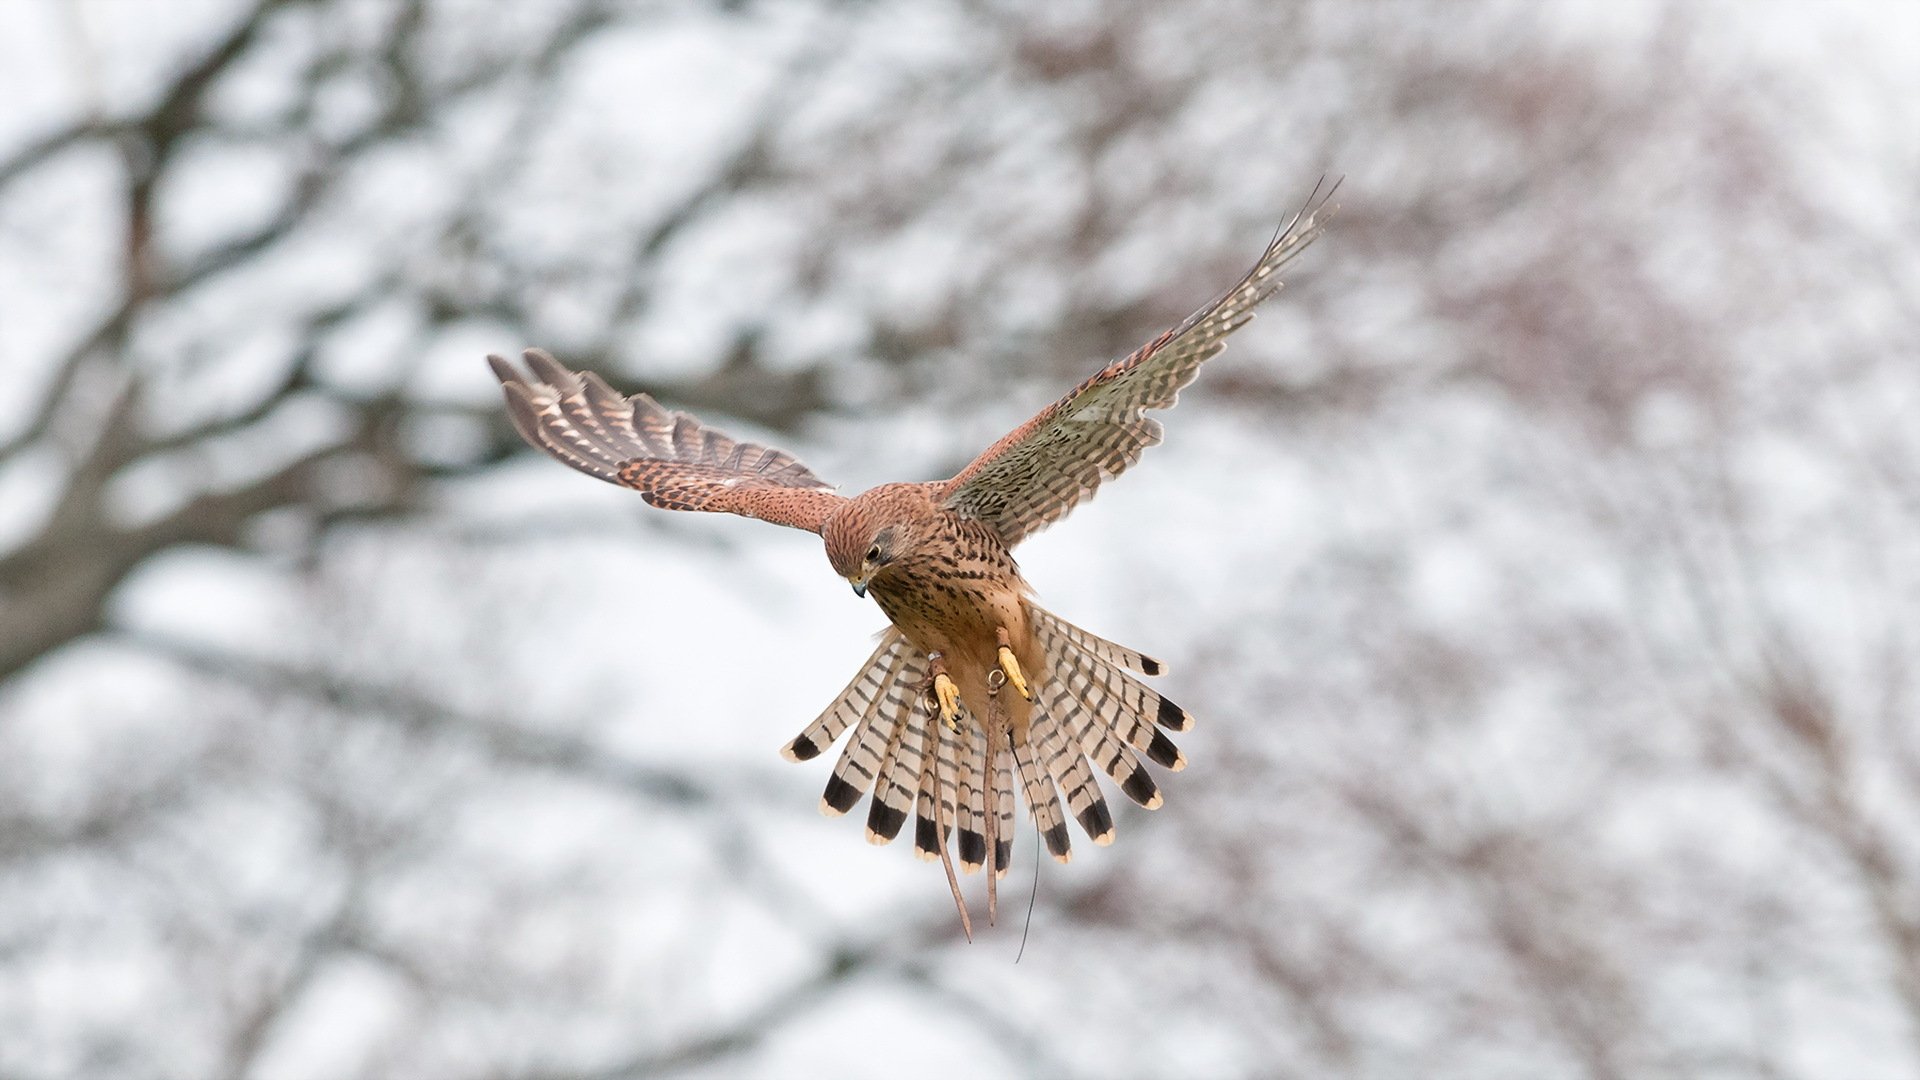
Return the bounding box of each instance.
[2,1,1917,1077]
[0,0,842,682]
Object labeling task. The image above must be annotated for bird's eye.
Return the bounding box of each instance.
[865,544,883,562]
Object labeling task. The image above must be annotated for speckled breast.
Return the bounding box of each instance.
[869,511,1022,643]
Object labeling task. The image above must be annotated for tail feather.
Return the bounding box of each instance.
[865,654,931,842]
[1033,615,1194,733]
[1027,604,1166,676]
[819,644,913,815]
[1114,708,1186,770]
[1043,679,1162,810]
[783,632,906,762]
[993,745,1015,873]
[1032,694,1117,845]
[914,728,942,860]
[917,718,965,863]
[1038,621,1186,769]
[958,723,988,873]
[1013,743,1073,860]
[1032,619,1171,810]
[784,605,1192,919]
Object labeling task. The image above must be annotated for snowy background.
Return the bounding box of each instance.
[3,1,1919,1077]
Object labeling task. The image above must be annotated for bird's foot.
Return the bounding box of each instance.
[994,627,1032,700]
[927,651,962,731]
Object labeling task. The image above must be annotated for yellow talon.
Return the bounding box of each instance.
[996,645,1032,700]
[933,672,962,730]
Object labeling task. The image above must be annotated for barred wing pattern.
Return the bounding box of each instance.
[490,349,846,534]
[937,181,1337,547]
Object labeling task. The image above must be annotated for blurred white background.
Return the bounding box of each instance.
[2,1,1918,1077]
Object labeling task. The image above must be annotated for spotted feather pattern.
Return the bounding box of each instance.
[489,350,845,533]
[938,182,1337,547]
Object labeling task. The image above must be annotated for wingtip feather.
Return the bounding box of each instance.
[497,381,549,448]
[522,348,578,391]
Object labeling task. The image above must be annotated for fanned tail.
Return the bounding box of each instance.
[780,605,1193,929]
[1024,603,1194,851]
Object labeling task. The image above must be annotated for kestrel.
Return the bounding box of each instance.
[489,184,1335,933]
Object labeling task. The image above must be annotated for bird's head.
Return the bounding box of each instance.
[823,485,931,598]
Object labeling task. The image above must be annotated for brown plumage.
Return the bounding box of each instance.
[488,182,1336,933]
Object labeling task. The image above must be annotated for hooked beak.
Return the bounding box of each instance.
[849,577,868,598]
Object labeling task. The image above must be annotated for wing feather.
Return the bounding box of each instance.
[490,350,846,533]
[937,182,1337,546]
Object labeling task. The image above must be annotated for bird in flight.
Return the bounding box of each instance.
[490,183,1335,935]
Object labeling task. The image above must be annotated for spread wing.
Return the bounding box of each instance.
[936,180,1337,547]
[489,349,846,534]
